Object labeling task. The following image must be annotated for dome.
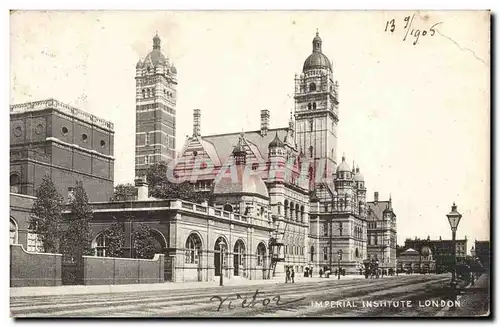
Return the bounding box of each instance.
[303,52,332,71]
[143,34,167,67]
[336,155,351,173]
[213,167,269,199]
[421,246,432,256]
[268,132,285,148]
[303,31,332,72]
[354,166,364,182]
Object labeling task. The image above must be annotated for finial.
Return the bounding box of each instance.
[316,28,319,36]
[342,153,346,161]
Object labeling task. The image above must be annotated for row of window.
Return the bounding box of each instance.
[284,245,305,256]
[141,88,174,99]
[60,127,106,147]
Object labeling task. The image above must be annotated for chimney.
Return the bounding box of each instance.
[135,176,149,201]
[260,109,270,136]
[193,109,201,137]
[374,191,379,203]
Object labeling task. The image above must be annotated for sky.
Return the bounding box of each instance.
[9,10,490,246]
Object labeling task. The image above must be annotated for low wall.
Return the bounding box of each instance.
[10,244,62,287]
[83,254,165,285]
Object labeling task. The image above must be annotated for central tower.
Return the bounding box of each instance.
[135,34,178,178]
[294,31,339,197]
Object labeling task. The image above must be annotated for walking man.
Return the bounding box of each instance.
[291,267,295,283]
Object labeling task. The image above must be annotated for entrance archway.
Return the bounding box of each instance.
[214,236,228,277]
[234,239,246,276]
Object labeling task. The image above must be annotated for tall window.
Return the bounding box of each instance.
[10,219,18,245]
[145,133,149,145]
[309,119,314,132]
[144,156,149,165]
[95,233,108,257]
[323,222,328,236]
[339,222,343,236]
[309,146,314,158]
[374,236,378,245]
[312,102,317,110]
[185,234,202,264]
[323,247,328,261]
[257,243,266,266]
[10,174,20,193]
[310,246,315,262]
[27,222,43,253]
[309,83,316,92]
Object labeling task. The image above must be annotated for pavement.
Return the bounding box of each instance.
[435,273,490,317]
[10,274,368,298]
[11,274,458,317]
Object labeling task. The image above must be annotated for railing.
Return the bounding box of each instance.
[10,98,114,130]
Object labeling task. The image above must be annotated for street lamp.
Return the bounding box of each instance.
[218,240,226,286]
[337,249,343,280]
[446,202,462,288]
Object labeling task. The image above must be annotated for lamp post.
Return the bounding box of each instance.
[337,249,343,280]
[218,240,225,286]
[446,202,462,288]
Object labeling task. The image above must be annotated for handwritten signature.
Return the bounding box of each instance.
[210,289,306,312]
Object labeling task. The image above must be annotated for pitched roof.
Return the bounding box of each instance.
[366,200,390,220]
[202,127,289,164]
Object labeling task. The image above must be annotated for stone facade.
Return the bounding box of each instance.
[10,98,115,202]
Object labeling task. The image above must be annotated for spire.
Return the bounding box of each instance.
[153,32,161,50]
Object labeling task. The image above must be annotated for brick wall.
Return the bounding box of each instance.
[83,254,165,285]
[10,244,62,287]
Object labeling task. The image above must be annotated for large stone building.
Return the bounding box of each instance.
[366,192,397,270]
[134,34,178,177]
[10,99,115,202]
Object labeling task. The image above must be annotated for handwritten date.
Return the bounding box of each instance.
[385,14,443,45]
[210,289,306,312]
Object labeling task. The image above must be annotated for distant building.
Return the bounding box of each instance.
[366,192,397,270]
[10,98,115,202]
[401,236,467,272]
[397,247,436,273]
[474,240,490,269]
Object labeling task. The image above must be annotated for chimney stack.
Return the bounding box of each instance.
[374,191,379,203]
[193,109,201,137]
[135,176,149,201]
[260,109,270,136]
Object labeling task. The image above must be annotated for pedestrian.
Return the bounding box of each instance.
[310,267,313,277]
[291,267,295,283]
[319,268,323,278]
[285,266,290,283]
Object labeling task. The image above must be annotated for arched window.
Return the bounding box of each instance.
[284,199,289,219]
[323,222,328,236]
[10,174,20,193]
[257,243,266,266]
[323,247,328,261]
[310,246,314,262]
[142,89,146,98]
[309,83,316,92]
[312,102,317,110]
[355,248,359,258]
[10,218,18,245]
[339,222,343,236]
[300,205,305,223]
[94,233,108,257]
[308,103,312,110]
[185,233,202,264]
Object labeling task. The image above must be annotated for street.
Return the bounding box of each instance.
[10,274,488,318]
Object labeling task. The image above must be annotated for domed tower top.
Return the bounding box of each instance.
[303,30,332,72]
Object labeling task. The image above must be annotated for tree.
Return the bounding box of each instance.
[61,181,94,261]
[146,161,210,203]
[133,223,157,259]
[31,175,64,253]
[110,183,137,202]
[103,217,125,257]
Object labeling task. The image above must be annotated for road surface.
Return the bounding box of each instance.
[11,274,483,318]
